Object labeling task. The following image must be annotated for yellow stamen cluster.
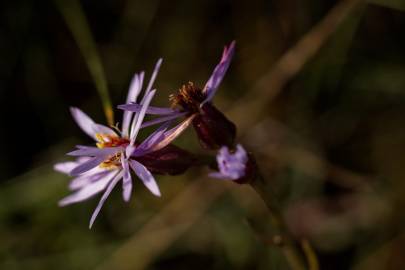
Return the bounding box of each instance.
[95,133,129,149]
[99,152,122,169]
[95,133,130,170]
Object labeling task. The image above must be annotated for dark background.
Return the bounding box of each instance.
[1,0,405,269]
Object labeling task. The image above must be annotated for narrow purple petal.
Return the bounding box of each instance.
[129,89,156,145]
[138,71,145,92]
[127,73,142,102]
[54,161,82,174]
[70,156,106,176]
[150,115,194,152]
[140,112,187,128]
[70,107,115,139]
[202,41,235,104]
[234,144,248,162]
[127,59,162,139]
[121,156,132,202]
[131,122,171,157]
[70,107,98,139]
[129,160,161,197]
[212,144,247,180]
[89,171,124,228]
[59,170,118,206]
[54,157,92,175]
[69,170,110,190]
[118,103,177,115]
[125,144,136,158]
[122,73,142,136]
[144,58,162,100]
[76,145,92,149]
[127,59,162,142]
[68,146,121,157]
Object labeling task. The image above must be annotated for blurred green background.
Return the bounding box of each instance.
[1,0,405,269]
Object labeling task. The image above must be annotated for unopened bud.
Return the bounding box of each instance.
[135,144,196,175]
[192,103,236,150]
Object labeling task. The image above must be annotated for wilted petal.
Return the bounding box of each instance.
[89,171,124,228]
[70,156,106,176]
[129,160,161,197]
[202,41,235,104]
[121,156,132,202]
[59,170,117,206]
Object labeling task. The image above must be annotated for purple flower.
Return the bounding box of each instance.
[202,41,236,104]
[209,144,248,180]
[55,59,191,228]
[117,41,236,131]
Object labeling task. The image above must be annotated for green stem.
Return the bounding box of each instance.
[199,153,313,270]
[54,0,114,126]
[250,173,308,270]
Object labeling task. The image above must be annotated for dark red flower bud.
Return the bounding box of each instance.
[135,144,196,175]
[192,103,236,150]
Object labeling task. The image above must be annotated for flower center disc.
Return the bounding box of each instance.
[95,133,129,169]
[96,133,129,148]
[169,82,205,113]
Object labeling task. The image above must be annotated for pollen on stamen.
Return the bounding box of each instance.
[95,133,130,149]
[100,152,122,169]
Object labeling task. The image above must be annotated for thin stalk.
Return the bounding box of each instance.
[54,0,114,126]
[250,173,309,270]
[200,153,314,270]
[301,239,320,270]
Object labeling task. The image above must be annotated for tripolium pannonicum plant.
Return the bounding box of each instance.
[55,42,316,270]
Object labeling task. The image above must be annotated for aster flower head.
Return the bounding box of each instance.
[209,144,255,183]
[168,40,235,111]
[118,41,237,150]
[55,59,193,228]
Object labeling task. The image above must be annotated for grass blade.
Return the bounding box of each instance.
[54,0,114,126]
